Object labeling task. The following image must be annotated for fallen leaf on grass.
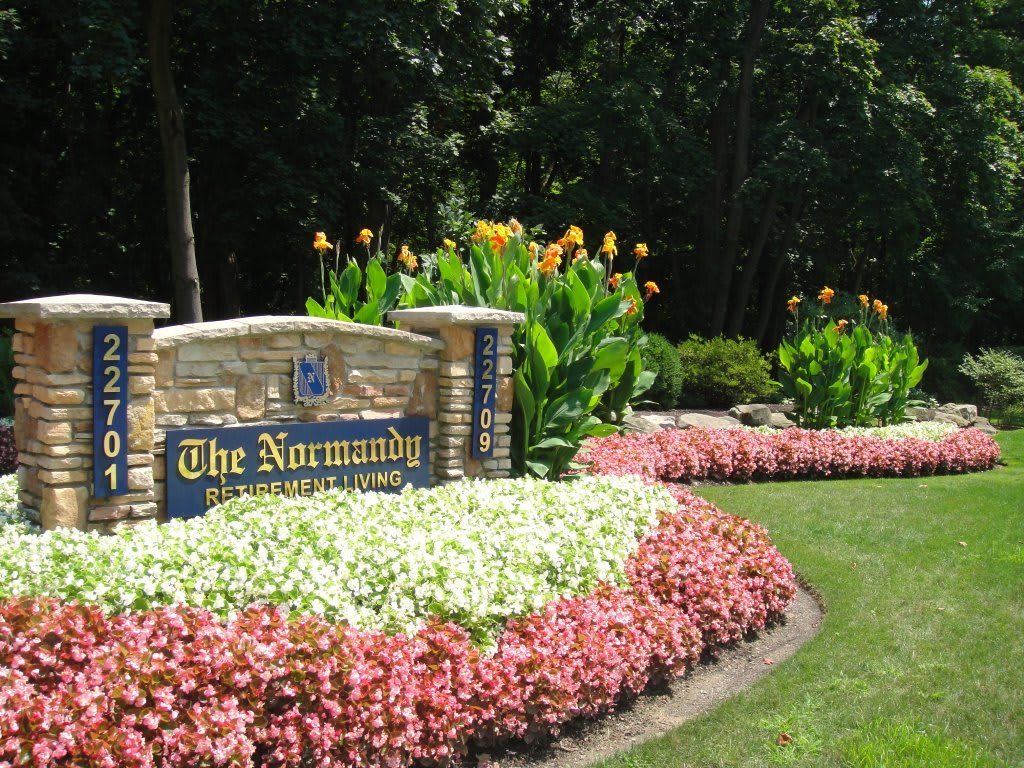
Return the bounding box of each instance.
[763,658,775,665]
[958,541,967,547]
[777,732,794,747]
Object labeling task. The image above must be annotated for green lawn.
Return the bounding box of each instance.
[597,430,1024,768]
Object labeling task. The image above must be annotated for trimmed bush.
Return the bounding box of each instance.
[677,335,775,408]
[640,333,683,409]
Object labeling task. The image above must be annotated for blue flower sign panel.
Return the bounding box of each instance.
[293,352,330,406]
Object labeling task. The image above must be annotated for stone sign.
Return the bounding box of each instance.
[0,295,523,532]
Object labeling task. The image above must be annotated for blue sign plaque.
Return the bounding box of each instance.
[165,416,430,519]
[92,325,129,497]
[472,327,498,459]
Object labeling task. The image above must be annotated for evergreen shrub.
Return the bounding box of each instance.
[677,335,775,408]
[640,333,683,409]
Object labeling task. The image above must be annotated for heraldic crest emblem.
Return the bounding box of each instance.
[293,352,331,406]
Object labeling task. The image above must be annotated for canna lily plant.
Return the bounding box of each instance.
[400,220,657,479]
[777,288,928,428]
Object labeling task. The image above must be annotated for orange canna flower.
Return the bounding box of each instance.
[818,286,835,304]
[472,220,492,243]
[509,218,523,236]
[572,248,588,264]
[644,280,659,298]
[601,231,617,256]
[872,298,883,314]
[787,296,801,313]
[879,303,888,320]
[608,273,622,290]
[442,238,457,251]
[528,242,540,260]
[397,245,418,271]
[834,319,849,334]
[633,243,649,259]
[558,225,584,249]
[354,228,373,246]
[858,294,869,308]
[625,296,638,315]
[538,247,562,276]
[313,232,334,252]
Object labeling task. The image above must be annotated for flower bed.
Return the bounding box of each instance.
[580,426,1000,483]
[0,482,795,767]
[0,477,668,647]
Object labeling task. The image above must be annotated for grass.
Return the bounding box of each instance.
[596,429,1024,768]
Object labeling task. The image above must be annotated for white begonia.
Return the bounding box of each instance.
[742,421,958,441]
[0,475,673,648]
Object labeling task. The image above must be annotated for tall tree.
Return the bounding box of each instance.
[147,0,201,322]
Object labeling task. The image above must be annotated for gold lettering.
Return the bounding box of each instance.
[405,434,422,469]
[255,483,269,496]
[284,480,300,496]
[367,438,387,463]
[313,478,327,493]
[257,432,287,472]
[205,488,220,506]
[205,438,246,485]
[287,442,307,471]
[388,470,402,487]
[176,438,208,481]
[300,478,312,496]
[375,471,387,486]
[307,442,322,469]
[270,482,282,495]
[222,486,234,501]
[322,440,350,468]
[351,440,368,465]
[387,427,404,464]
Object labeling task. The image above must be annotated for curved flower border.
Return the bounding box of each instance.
[580,427,1000,483]
[0,486,795,768]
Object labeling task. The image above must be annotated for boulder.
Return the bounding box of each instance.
[676,412,741,430]
[769,412,797,429]
[905,406,936,422]
[972,416,998,436]
[623,414,669,434]
[933,411,971,428]
[727,403,772,427]
[937,403,978,424]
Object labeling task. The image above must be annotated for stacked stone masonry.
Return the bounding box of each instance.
[1,295,523,531]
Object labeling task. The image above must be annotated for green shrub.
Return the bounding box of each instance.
[677,335,775,408]
[959,348,1024,413]
[640,333,683,409]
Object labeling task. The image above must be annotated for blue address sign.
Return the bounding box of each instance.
[472,327,497,459]
[93,325,129,497]
[165,416,430,519]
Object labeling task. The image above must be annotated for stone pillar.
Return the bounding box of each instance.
[389,307,522,482]
[0,295,170,531]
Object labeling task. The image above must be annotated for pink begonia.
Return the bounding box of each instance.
[579,427,1000,483]
[0,487,796,767]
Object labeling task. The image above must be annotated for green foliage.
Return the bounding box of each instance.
[777,295,927,428]
[401,224,654,479]
[639,333,683,409]
[676,336,775,408]
[305,249,403,327]
[959,348,1024,413]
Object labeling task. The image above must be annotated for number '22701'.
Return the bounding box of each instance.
[93,325,128,497]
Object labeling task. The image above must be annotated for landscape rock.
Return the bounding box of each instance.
[933,411,971,428]
[972,416,998,436]
[937,403,978,424]
[727,404,772,426]
[676,413,741,430]
[905,406,936,422]
[769,412,797,429]
[623,414,670,434]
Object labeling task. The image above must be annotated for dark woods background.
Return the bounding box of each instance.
[1,0,1022,397]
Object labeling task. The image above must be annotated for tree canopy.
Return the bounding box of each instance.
[1,0,1021,395]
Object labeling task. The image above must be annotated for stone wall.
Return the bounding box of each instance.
[2,295,522,532]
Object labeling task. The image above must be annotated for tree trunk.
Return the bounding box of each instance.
[147,0,201,323]
[698,57,732,317]
[725,182,782,337]
[755,190,806,345]
[709,0,771,336]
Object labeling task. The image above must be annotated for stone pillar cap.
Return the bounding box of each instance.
[389,306,525,328]
[0,293,171,320]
